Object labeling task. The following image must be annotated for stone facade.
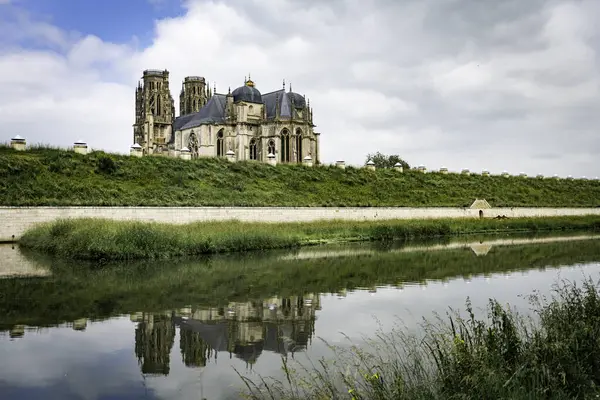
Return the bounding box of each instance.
[133,70,320,164]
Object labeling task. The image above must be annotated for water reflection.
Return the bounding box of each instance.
[131,294,319,375]
[1,233,600,399]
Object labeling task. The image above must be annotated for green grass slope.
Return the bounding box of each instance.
[1,145,599,207]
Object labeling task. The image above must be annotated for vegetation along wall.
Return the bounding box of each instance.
[2,206,600,242]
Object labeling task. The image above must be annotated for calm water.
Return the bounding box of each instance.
[1,233,600,400]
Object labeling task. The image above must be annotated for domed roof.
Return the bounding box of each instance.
[288,92,306,108]
[232,78,262,104]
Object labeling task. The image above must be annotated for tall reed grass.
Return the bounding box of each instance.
[241,278,600,399]
[19,215,600,260]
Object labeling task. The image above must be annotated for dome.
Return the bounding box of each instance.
[232,80,262,104]
[288,92,306,108]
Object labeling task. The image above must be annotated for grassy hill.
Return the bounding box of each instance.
[1,145,599,207]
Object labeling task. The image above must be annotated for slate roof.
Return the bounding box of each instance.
[262,89,292,120]
[232,85,262,104]
[172,94,227,132]
[171,88,307,138]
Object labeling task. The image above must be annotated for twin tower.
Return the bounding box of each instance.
[134,70,213,127]
[133,70,214,148]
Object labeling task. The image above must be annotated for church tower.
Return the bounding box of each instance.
[133,69,175,155]
[179,76,209,116]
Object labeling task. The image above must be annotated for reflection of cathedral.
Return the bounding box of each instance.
[133,313,176,375]
[130,294,320,374]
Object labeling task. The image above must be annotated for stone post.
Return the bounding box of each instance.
[336,160,346,169]
[482,169,490,177]
[393,162,403,172]
[73,140,88,155]
[366,160,376,171]
[417,164,426,173]
[226,149,236,162]
[267,152,277,166]
[180,147,191,160]
[10,135,26,151]
[439,166,448,174]
[130,143,143,158]
[461,168,470,175]
[303,155,313,167]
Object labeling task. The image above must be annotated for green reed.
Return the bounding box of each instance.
[18,215,600,260]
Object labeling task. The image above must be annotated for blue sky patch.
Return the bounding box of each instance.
[15,0,184,46]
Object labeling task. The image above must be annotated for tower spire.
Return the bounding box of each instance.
[282,79,286,91]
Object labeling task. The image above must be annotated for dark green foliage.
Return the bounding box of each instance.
[243,279,600,400]
[18,215,600,260]
[365,152,411,169]
[1,145,599,207]
[96,154,117,175]
[2,236,600,331]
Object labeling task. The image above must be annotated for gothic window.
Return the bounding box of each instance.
[249,139,257,160]
[280,129,290,163]
[295,129,303,163]
[217,130,224,157]
[267,140,275,156]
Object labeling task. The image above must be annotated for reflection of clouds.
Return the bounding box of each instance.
[0,317,150,399]
[1,262,599,399]
[312,263,600,346]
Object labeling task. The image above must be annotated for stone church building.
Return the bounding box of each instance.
[133,69,321,164]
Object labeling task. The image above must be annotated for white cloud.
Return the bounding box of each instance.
[0,0,599,176]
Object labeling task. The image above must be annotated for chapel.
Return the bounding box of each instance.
[133,69,320,163]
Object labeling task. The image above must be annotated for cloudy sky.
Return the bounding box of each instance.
[1,0,599,177]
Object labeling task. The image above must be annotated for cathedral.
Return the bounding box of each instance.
[133,69,321,164]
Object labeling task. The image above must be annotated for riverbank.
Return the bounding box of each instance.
[242,278,600,400]
[3,236,600,330]
[18,215,600,260]
[2,146,600,207]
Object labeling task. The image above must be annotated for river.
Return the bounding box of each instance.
[1,232,599,399]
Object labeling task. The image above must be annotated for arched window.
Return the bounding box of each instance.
[249,139,257,160]
[295,129,303,163]
[249,105,254,115]
[280,129,290,163]
[217,130,224,157]
[267,140,275,156]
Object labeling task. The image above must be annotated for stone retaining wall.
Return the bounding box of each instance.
[1,206,599,242]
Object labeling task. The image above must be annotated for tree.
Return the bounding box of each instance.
[365,152,410,169]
